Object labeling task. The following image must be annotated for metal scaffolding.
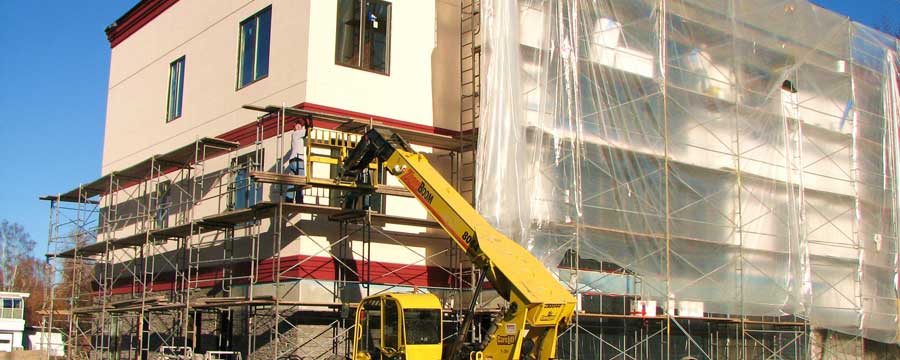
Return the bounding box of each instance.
[457,0,481,205]
[477,0,900,359]
[38,0,899,359]
[40,105,475,359]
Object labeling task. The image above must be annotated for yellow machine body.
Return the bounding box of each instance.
[352,293,444,360]
[345,129,577,360]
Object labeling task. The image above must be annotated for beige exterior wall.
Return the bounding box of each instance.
[103,0,460,175]
[102,134,457,269]
[96,1,465,306]
[303,0,461,130]
[104,0,311,174]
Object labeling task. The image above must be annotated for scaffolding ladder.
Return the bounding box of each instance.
[457,0,481,205]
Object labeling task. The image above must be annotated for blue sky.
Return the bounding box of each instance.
[0,0,897,258]
[0,2,134,256]
[813,0,900,35]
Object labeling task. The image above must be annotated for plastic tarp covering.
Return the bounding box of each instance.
[478,0,900,343]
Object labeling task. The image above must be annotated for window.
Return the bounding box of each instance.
[0,298,22,319]
[166,56,185,122]
[155,181,171,228]
[233,167,261,210]
[335,0,391,74]
[382,299,400,350]
[359,299,382,356]
[404,309,441,344]
[238,6,272,88]
[231,155,262,210]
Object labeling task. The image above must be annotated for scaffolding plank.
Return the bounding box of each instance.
[277,202,442,229]
[200,205,269,225]
[54,221,227,258]
[201,201,442,229]
[55,242,103,258]
[328,209,368,222]
[151,221,224,239]
[370,212,440,228]
[54,231,149,258]
[376,185,413,197]
[250,171,413,197]
[42,137,239,203]
[250,171,311,186]
[188,296,351,310]
[151,222,195,239]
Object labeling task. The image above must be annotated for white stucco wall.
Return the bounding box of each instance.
[102,0,460,175]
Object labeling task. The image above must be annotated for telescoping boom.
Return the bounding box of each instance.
[341,129,576,360]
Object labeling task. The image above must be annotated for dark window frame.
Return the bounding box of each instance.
[335,0,392,75]
[383,298,400,349]
[237,5,272,89]
[360,298,382,356]
[230,153,263,212]
[403,309,441,345]
[155,180,172,228]
[166,56,186,122]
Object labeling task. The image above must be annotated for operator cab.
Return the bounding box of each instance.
[353,293,443,360]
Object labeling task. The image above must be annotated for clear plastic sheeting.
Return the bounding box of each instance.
[478,0,900,344]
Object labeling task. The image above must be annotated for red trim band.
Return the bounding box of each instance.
[218,102,459,148]
[298,103,459,137]
[107,0,180,48]
[101,255,467,295]
[102,102,455,196]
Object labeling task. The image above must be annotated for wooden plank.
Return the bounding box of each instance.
[47,137,239,202]
[200,206,266,225]
[328,209,368,222]
[151,222,195,239]
[277,202,442,229]
[371,213,439,228]
[250,171,413,197]
[376,186,413,197]
[249,171,312,187]
[53,200,443,258]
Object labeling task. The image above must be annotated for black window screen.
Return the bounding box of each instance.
[404,309,441,344]
[383,299,400,349]
[336,0,391,74]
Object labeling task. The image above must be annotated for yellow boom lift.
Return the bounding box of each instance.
[340,129,577,360]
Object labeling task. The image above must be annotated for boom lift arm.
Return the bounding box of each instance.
[342,129,576,360]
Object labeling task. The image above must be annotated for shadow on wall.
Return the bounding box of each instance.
[431,0,461,131]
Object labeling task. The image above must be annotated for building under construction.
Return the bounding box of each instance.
[41,0,900,359]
